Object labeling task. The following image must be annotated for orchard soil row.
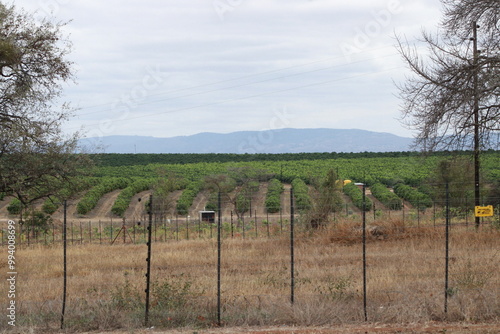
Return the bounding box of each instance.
[0,183,411,225]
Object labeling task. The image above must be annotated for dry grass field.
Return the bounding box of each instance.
[1,219,499,333]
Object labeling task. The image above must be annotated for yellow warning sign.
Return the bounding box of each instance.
[475,205,494,217]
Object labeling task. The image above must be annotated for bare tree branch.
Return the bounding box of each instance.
[396,0,499,151]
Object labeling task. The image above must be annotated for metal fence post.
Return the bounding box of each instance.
[60,201,67,329]
[217,191,222,326]
[176,215,179,241]
[145,194,153,327]
[444,182,450,315]
[362,183,368,322]
[290,188,295,305]
[242,215,245,239]
[231,211,234,238]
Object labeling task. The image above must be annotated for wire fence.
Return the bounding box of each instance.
[2,201,498,247]
[1,190,499,330]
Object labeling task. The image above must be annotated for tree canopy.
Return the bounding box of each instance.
[0,2,90,205]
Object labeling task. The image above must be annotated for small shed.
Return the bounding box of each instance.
[199,210,215,223]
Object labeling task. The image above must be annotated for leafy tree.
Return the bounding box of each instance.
[77,178,129,215]
[0,3,91,210]
[484,178,500,207]
[0,3,73,126]
[205,167,266,220]
[265,178,284,213]
[318,170,343,215]
[370,183,403,210]
[42,196,60,215]
[176,181,203,215]
[291,178,312,212]
[24,210,53,234]
[427,156,496,210]
[151,168,182,219]
[343,183,373,212]
[393,183,433,210]
[7,198,22,215]
[307,169,344,228]
[430,157,474,209]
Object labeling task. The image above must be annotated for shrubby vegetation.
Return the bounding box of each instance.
[176,182,202,215]
[394,183,433,209]
[4,151,497,218]
[234,180,260,216]
[265,179,284,213]
[306,169,344,228]
[291,178,312,211]
[111,179,152,217]
[90,151,466,167]
[370,183,402,210]
[92,151,499,193]
[76,178,130,215]
[343,183,372,211]
[7,198,22,215]
[42,197,60,215]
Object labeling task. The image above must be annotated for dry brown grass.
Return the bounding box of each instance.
[1,220,498,332]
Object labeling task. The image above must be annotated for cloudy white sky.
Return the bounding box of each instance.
[15,0,443,139]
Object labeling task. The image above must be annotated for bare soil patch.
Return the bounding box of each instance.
[89,189,122,219]
[77,323,500,334]
[123,190,152,223]
[191,190,211,215]
[51,196,80,222]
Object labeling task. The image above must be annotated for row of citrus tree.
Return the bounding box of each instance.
[7,175,429,218]
[1,173,441,220]
[7,151,497,218]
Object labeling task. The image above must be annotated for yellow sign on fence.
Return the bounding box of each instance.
[475,205,494,217]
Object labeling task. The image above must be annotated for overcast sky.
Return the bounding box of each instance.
[15,0,443,139]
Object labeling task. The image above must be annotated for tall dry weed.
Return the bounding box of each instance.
[2,223,498,332]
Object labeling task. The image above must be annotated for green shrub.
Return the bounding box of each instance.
[394,183,433,208]
[26,210,53,232]
[77,177,130,215]
[370,183,402,210]
[235,193,250,214]
[151,276,194,310]
[292,178,311,211]
[42,197,60,215]
[343,183,372,211]
[111,178,152,217]
[204,192,218,211]
[176,182,201,215]
[111,274,142,311]
[265,178,284,213]
[7,198,23,215]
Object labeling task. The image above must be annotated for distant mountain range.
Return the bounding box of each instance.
[79,128,416,154]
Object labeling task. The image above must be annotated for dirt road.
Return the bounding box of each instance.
[80,323,499,334]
